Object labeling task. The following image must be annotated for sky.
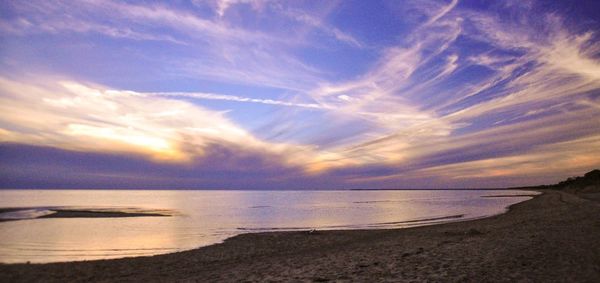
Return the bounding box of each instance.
[0,0,599,189]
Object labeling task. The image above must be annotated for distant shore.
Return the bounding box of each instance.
[2,189,600,282]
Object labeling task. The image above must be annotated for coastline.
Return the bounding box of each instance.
[2,189,600,282]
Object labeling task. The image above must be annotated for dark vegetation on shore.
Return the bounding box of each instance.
[526,169,600,192]
[521,169,600,203]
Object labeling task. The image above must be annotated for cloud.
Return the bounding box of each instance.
[442,17,600,122]
[409,134,600,186]
[0,75,327,168]
[0,1,331,91]
[0,142,309,189]
[298,0,600,182]
[424,0,459,26]
[150,91,327,109]
[1,1,599,188]
[0,1,187,44]
[281,8,364,48]
[206,0,270,18]
[299,4,464,161]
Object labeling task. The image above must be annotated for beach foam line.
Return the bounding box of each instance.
[236,214,465,232]
[481,194,540,198]
[374,214,464,225]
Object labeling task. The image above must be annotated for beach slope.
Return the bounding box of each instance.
[1,190,600,282]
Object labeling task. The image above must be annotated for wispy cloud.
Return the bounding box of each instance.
[296,0,600,181]
[424,0,459,26]
[143,91,327,109]
[281,8,364,48]
[408,134,600,187]
[0,0,338,91]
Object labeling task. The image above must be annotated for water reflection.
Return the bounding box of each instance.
[0,189,537,263]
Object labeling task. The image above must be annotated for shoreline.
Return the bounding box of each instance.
[2,189,600,281]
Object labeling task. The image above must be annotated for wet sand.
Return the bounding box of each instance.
[1,190,599,282]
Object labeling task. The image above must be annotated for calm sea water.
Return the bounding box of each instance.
[0,189,535,263]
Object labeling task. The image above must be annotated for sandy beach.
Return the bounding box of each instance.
[1,189,599,282]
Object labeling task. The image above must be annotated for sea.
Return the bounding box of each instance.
[0,189,536,263]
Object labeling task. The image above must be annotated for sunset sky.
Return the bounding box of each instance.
[1,0,599,189]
